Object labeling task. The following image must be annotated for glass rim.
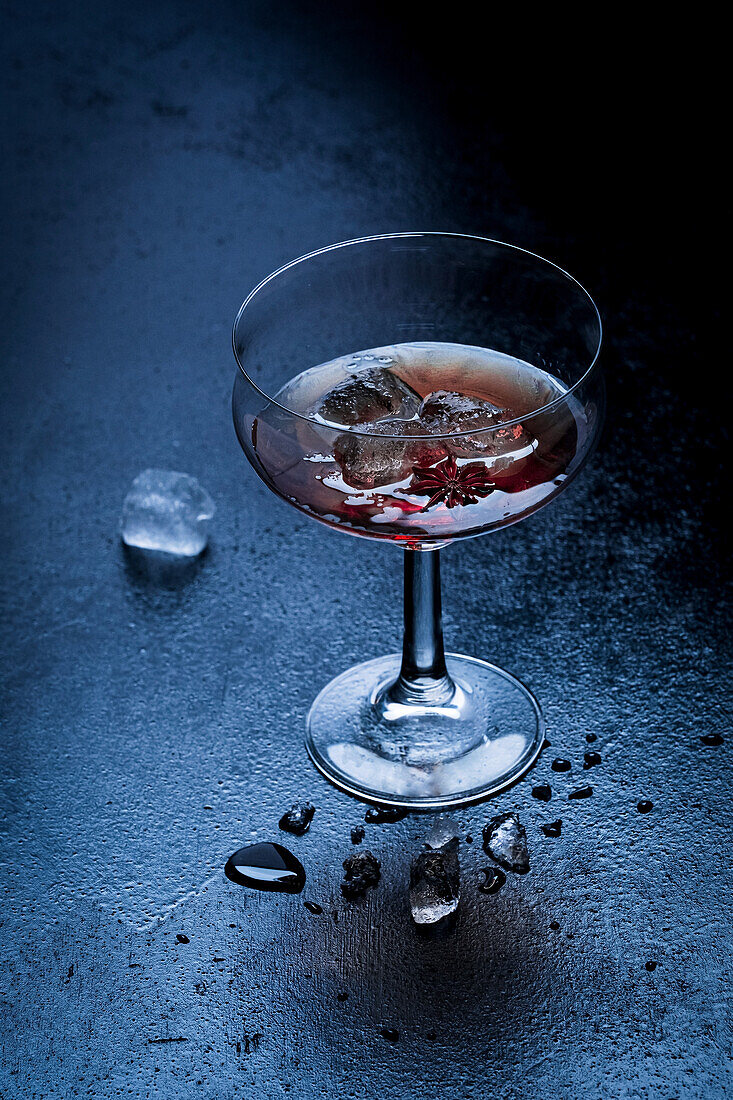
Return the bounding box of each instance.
[232,231,603,439]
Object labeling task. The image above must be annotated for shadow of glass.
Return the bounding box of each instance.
[229,870,609,1063]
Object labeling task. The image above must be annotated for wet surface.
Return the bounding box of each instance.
[0,3,729,1099]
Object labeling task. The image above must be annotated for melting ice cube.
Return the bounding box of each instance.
[409,836,460,928]
[341,851,381,898]
[425,815,459,848]
[278,801,315,836]
[482,812,530,874]
[121,469,215,556]
[316,366,421,427]
[334,420,447,490]
[419,390,533,461]
[419,390,504,432]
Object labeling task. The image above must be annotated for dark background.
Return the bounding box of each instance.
[1,2,729,1098]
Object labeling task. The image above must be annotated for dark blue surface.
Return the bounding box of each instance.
[1,3,729,1098]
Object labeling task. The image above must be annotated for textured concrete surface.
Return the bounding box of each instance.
[1,3,729,1098]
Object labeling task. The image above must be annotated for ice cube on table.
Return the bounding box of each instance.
[317,367,421,426]
[409,836,460,928]
[425,815,459,848]
[341,851,381,898]
[334,420,447,490]
[419,390,533,460]
[278,801,315,836]
[121,469,215,556]
[482,812,530,874]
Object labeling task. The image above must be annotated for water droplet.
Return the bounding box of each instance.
[478,866,506,894]
[645,960,658,971]
[175,933,190,944]
[585,733,597,743]
[541,738,552,750]
[224,843,306,894]
[637,800,653,813]
[365,806,408,824]
[568,786,593,800]
[381,1027,399,1042]
[350,824,365,844]
[337,991,349,1001]
[540,820,562,838]
[549,920,560,931]
[532,785,552,802]
[551,758,571,772]
[465,834,473,844]
[303,901,323,915]
[426,1030,437,1041]
[700,732,724,746]
[583,751,602,769]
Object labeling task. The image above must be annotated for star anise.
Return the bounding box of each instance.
[407,454,496,511]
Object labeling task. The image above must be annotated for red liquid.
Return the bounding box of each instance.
[236,342,593,545]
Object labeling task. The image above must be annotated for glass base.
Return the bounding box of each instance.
[305,652,544,810]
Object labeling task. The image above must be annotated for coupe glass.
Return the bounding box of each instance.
[232,233,603,809]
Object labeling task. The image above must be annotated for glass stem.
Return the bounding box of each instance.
[391,548,455,705]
